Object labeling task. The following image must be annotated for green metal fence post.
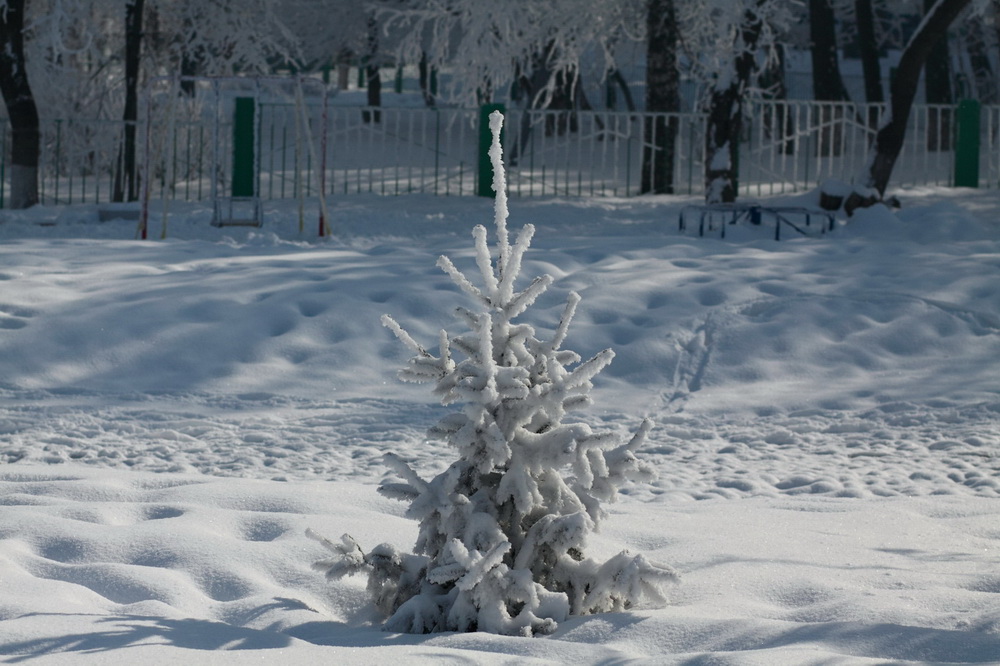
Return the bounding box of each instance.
[232,97,255,197]
[477,103,505,197]
[0,130,6,208]
[954,99,981,188]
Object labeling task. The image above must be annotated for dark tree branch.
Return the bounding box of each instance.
[861,0,971,196]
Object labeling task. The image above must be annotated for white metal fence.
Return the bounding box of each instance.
[740,100,970,194]
[985,104,1000,189]
[3,99,996,208]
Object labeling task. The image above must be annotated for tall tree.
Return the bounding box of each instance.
[704,2,767,203]
[691,0,792,202]
[923,0,953,150]
[641,0,680,194]
[857,0,972,198]
[809,0,850,102]
[113,0,143,202]
[378,0,641,110]
[363,12,381,123]
[809,0,851,156]
[0,0,40,209]
[855,0,884,104]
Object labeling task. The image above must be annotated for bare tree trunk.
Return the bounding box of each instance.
[0,0,40,209]
[363,15,381,124]
[924,0,954,151]
[855,0,883,105]
[641,0,679,194]
[114,0,144,202]
[705,3,765,203]
[810,0,850,156]
[809,0,850,102]
[859,0,972,197]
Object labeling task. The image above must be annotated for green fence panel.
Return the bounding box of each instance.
[232,97,256,197]
[954,99,980,188]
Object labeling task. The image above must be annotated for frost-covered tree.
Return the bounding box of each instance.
[146,0,298,78]
[5,0,297,205]
[280,0,370,72]
[695,0,792,202]
[375,0,643,108]
[16,0,296,122]
[309,111,676,636]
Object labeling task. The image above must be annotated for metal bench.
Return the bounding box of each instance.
[679,203,836,241]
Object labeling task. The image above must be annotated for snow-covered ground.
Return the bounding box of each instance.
[1,186,998,664]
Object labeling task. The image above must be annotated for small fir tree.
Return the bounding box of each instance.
[309,111,677,636]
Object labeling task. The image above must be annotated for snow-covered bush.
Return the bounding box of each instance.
[309,111,676,636]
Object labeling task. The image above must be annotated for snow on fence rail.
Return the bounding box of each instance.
[1,100,995,207]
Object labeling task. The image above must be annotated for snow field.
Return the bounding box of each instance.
[2,466,998,663]
[0,186,998,662]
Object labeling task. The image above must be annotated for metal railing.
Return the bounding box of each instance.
[2,99,996,208]
[740,100,962,195]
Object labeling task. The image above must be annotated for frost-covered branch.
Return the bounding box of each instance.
[381,314,428,357]
[375,0,642,109]
[306,531,369,580]
[437,255,487,305]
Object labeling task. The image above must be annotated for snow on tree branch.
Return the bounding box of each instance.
[310,110,676,636]
[374,0,643,108]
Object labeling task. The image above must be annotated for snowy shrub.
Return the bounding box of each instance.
[309,111,677,636]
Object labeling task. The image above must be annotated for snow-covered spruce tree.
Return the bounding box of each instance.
[309,111,676,637]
